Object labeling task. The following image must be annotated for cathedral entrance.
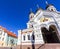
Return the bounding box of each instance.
[41,25,60,43]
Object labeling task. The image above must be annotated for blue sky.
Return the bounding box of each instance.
[0,0,60,35]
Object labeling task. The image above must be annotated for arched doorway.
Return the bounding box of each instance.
[41,25,60,43]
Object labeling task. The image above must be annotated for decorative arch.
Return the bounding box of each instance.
[48,22,58,30]
[48,22,60,33]
[40,24,48,29]
[41,24,60,43]
[41,27,49,43]
[49,25,60,42]
[35,10,58,22]
[49,25,57,33]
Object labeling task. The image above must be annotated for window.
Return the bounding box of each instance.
[0,31,2,35]
[0,37,1,39]
[3,33,5,36]
[10,39,14,46]
[23,36,25,40]
[37,35,38,37]
[51,9,53,11]
[2,38,4,41]
[2,43,3,46]
[28,35,30,40]
[29,25,33,28]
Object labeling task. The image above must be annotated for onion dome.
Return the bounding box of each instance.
[29,8,34,19]
[46,4,57,11]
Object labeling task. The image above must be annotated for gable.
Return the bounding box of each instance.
[34,11,56,23]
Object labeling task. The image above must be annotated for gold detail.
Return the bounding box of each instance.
[43,18,48,22]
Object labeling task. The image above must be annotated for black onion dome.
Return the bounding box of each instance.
[29,8,34,15]
[35,8,43,13]
[46,4,53,9]
[29,12,34,16]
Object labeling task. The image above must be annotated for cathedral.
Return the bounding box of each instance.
[17,3,60,49]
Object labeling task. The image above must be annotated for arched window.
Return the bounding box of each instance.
[51,9,53,11]
[28,35,30,40]
[10,39,14,46]
[23,35,25,40]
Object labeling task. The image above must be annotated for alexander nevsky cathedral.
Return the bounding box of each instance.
[17,2,60,49]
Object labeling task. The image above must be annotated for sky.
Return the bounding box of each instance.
[0,0,60,35]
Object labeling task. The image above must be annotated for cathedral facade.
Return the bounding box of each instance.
[17,4,60,49]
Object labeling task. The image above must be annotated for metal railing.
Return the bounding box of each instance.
[37,44,45,49]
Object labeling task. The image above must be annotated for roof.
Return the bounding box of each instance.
[46,4,53,9]
[22,28,33,34]
[35,8,43,13]
[0,26,17,38]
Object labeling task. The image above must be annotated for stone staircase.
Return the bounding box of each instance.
[0,44,60,49]
[37,43,60,49]
[13,43,60,49]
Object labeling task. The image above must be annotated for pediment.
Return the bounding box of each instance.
[34,14,53,23]
[34,11,56,23]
